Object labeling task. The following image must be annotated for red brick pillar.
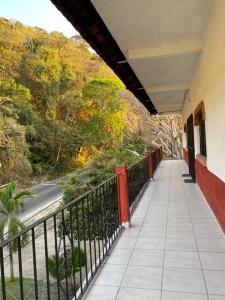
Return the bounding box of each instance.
[155,146,159,166]
[146,151,153,179]
[115,165,130,228]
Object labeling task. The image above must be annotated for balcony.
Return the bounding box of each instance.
[1,152,225,300]
[84,160,225,300]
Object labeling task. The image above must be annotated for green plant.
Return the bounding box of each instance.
[0,182,31,281]
[48,246,86,295]
[48,246,86,281]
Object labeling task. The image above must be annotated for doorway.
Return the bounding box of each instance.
[187,114,195,182]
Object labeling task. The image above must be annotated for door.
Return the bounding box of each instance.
[187,114,195,182]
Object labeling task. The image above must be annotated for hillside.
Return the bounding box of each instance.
[0,18,149,184]
[0,18,182,185]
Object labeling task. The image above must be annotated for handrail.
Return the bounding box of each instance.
[0,174,121,300]
[0,175,117,248]
[0,152,163,300]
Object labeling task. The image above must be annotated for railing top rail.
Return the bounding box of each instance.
[127,156,147,171]
[0,174,118,248]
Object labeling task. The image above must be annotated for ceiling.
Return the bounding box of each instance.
[91,0,212,113]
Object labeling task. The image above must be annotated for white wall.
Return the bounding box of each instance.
[182,0,225,182]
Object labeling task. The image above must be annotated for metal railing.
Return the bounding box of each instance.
[127,157,149,212]
[0,176,121,300]
[0,151,163,300]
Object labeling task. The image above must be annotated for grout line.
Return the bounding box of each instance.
[114,165,160,299]
[160,160,171,300]
[179,161,210,300]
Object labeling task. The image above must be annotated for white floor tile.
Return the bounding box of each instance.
[84,285,118,300]
[200,252,225,270]
[122,265,162,290]
[130,249,164,267]
[106,248,133,265]
[135,236,165,250]
[209,296,225,300]
[197,239,225,252]
[163,268,206,293]
[164,250,201,269]
[204,270,225,295]
[116,287,161,300]
[165,238,197,251]
[162,291,207,300]
[93,264,126,286]
[115,237,137,249]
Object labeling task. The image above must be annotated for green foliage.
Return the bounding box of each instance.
[62,148,141,204]
[79,79,127,149]
[0,17,142,184]
[48,247,86,282]
[0,112,32,182]
[0,182,31,281]
[0,78,31,101]
[0,182,31,241]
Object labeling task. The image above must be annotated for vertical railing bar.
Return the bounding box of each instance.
[90,190,97,269]
[100,186,106,257]
[95,188,101,264]
[86,194,93,278]
[0,247,6,300]
[61,210,69,299]
[75,203,83,294]
[32,228,39,300]
[44,220,51,300]
[53,215,61,300]
[17,236,24,300]
[69,205,77,299]
[106,180,111,250]
[81,200,88,285]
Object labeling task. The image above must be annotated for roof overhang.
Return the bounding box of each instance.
[51,0,212,114]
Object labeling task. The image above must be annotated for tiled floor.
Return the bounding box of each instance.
[84,160,225,300]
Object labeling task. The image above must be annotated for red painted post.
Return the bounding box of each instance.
[115,165,130,228]
[160,146,163,161]
[155,146,159,166]
[146,151,153,179]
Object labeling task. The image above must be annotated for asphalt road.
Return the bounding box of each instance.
[17,182,63,221]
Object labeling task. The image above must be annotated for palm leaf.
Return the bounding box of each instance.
[14,190,32,201]
[0,182,17,213]
[0,208,7,216]
[0,219,7,242]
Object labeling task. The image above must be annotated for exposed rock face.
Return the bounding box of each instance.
[119,90,183,159]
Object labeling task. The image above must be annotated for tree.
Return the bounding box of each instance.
[78,79,127,150]
[0,182,31,281]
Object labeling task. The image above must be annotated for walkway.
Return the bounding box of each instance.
[84,160,225,300]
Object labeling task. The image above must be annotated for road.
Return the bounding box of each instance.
[17,182,63,221]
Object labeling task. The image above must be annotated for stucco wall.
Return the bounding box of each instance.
[182,0,225,182]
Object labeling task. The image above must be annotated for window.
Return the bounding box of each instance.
[194,101,207,157]
[199,120,207,156]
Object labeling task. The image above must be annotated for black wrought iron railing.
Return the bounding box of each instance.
[0,176,121,300]
[0,151,163,300]
[127,157,149,212]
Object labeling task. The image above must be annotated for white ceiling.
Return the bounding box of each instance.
[91,0,212,113]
